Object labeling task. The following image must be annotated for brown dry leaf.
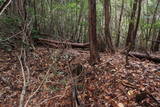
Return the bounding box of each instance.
[0,48,160,106]
[117,103,125,107]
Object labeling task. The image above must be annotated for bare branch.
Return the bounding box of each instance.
[18,54,27,107]
[24,64,53,107]
[0,0,12,16]
[0,31,23,42]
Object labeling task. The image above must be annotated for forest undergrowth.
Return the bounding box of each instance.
[0,47,160,107]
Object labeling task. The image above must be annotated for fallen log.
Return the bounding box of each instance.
[37,33,52,37]
[36,40,58,48]
[36,38,89,48]
[127,52,160,63]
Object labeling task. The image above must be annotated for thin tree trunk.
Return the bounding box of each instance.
[75,0,84,42]
[145,0,150,49]
[116,0,124,48]
[114,0,118,35]
[148,1,160,49]
[150,28,158,51]
[153,30,160,52]
[104,0,115,53]
[132,0,142,48]
[33,0,37,30]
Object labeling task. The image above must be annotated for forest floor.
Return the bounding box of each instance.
[0,47,160,107]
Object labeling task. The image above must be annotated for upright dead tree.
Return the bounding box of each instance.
[104,0,115,53]
[88,0,99,65]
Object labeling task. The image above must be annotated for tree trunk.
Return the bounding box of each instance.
[153,30,160,52]
[104,0,115,53]
[125,0,138,48]
[132,0,142,48]
[33,0,38,30]
[75,0,84,42]
[88,0,99,65]
[148,1,160,50]
[125,0,138,65]
[116,0,124,48]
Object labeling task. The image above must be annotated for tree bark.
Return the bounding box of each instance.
[37,38,89,48]
[125,0,138,48]
[125,0,138,65]
[153,30,160,52]
[148,1,160,50]
[88,0,99,65]
[104,0,115,53]
[33,0,38,30]
[132,0,142,48]
[116,0,124,48]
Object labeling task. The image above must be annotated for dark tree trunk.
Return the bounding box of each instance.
[88,0,99,65]
[116,0,124,48]
[33,0,38,30]
[125,0,138,65]
[104,0,115,53]
[125,0,138,48]
[132,0,142,48]
[153,30,160,52]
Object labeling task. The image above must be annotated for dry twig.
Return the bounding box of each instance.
[0,0,12,15]
[18,54,27,107]
[24,64,52,107]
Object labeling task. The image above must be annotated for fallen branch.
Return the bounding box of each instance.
[0,0,12,16]
[24,65,52,107]
[124,52,160,63]
[37,40,59,48]
[0,31,23,42]
[37,38,89,48]
[135,91,160,106]
[39,85,70,105]
[37,33,52,37]
[24,48,65,107]
[18,55,27,107]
